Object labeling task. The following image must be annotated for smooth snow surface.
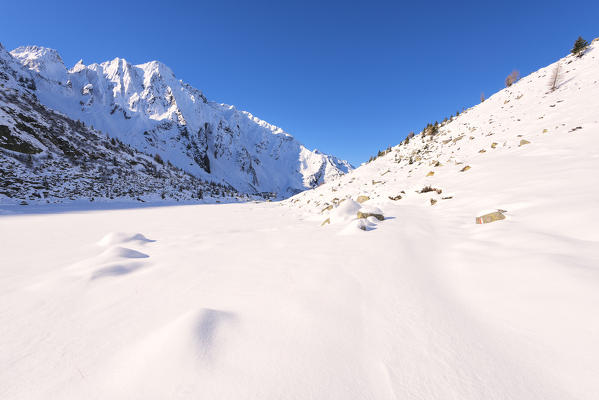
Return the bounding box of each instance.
[1,41,599,400]
[1,194,598,399]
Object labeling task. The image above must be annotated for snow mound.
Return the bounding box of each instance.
[97,232,155,246]
[329,199,361,224]
[99,246,150,260]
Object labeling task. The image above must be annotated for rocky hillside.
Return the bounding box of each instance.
[287,38,599,231]
[0,44,247,205]
[7,45,352,198]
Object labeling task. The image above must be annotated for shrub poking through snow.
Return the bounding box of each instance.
[388,195,402,201]
[519,139,530,146]
[430,199,437,206]
[418,185,442,194]
[460,165,471,172]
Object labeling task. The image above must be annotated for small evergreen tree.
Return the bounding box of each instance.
[571,36,589,57]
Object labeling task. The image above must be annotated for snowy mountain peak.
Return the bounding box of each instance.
[70,59,85,73]
[10,45,67,84]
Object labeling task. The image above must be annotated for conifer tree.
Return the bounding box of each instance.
[571,36,589,57]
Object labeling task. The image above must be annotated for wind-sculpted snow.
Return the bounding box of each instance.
[7,45,352,198]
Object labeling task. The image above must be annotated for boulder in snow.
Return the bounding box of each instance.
[476,211,506,224]
[357,195,370,204]
[357,210,384,221]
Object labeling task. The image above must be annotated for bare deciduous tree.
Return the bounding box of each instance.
[480,92,485,102]
[505,70,520,87]
[549,63,560,92]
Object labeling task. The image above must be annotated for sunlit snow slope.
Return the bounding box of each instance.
[0,42,598,399]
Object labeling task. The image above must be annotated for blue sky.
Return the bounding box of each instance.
[2,0,597,165]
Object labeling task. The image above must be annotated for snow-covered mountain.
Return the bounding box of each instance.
[0,43,247,204]
[7,45,352,198]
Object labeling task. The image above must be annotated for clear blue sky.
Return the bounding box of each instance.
[2,0,597,165]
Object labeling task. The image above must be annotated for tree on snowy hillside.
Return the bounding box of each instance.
[505,70,520,87]
[571,36,589,57]
[549,63,561,92]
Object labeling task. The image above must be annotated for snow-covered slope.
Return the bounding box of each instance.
[288,39,599,226]
[8,45,352,197]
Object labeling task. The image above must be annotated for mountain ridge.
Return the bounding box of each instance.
[5,44,352,199]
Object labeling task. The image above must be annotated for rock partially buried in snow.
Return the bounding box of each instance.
[460,165,471,172]
[426,171,435,177]
[356,195,370,204]
[357,211,384,221]
[321,205,333,213]
[519,139,531,146]
[476,211,506,224]
[388,195,402,201]
[430,199,437,206]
